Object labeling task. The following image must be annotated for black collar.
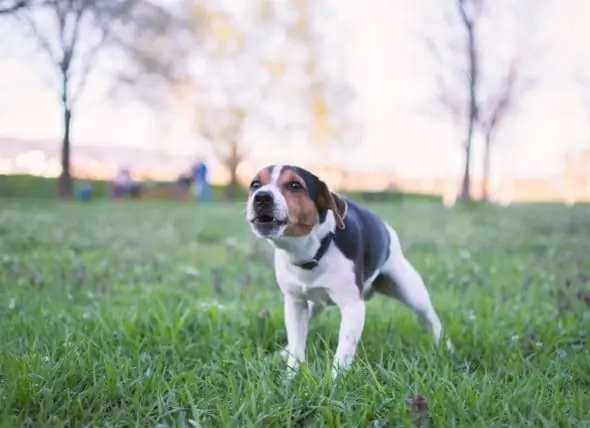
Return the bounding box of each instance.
[294,232,335,270]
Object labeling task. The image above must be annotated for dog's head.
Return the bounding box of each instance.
[246,165,348,239]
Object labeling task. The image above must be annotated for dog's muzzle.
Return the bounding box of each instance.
[249,190,288,235]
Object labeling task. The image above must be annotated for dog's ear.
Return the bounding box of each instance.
[317,180,348,229]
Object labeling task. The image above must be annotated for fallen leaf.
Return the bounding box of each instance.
[406,395,430,428]
[212,267,223,295]
[575,289,590,306]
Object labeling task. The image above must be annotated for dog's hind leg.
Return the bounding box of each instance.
[375,226,453,351]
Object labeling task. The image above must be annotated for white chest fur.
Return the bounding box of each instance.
[273,244,357,305]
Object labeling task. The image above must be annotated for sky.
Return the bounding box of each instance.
[0,0,589,180]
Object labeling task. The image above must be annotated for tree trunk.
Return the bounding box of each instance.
[0,0,26,15]
[482,131,492,202]
[58,73,74,199]
[459,123,474,203]
[225,162,239,200]
[459,13,478,204]
[224,141,240,201]
[58,106,74,199]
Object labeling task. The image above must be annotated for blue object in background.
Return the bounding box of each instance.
[192,160,211,202]
[197,181,212,202]
[76,182,92,202]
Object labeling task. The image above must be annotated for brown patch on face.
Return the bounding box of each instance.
[276,169,321,237]
[247,166,273,198]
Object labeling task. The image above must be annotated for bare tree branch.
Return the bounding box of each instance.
[426,34,467,124]
[476,8,539,139]
[0,0,26,15]
[478,58,518,136]
[69,9,113,105]
[20,14,59,65]
[0,0,51,15]
[106,1,192,109]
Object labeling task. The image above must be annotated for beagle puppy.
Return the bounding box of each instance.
[246,164,451,378]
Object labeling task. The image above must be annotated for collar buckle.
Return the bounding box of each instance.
[297,260,318,270]
[293,232,335,271]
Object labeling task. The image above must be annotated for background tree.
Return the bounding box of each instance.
[0,0,28,15]
[180,0,286,199]
[0,0,56,14]
[477,59,536,202]
[425,0,482,203]
[476,62,517,201]
[12,0,184,198]
[475,2,540,201]
[420,0,542,203]
[127,0,357,200]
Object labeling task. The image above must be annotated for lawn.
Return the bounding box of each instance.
[0,198,588,427]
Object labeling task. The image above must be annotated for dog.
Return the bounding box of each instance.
[246,164,451,378]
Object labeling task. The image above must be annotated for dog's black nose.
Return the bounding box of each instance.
[253,190,273,207]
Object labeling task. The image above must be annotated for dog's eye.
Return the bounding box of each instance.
[289,181,302,191]
[250,180,262,190]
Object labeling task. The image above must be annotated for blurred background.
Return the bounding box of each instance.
[0,0,589,205]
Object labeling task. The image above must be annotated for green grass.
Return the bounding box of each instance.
[0,198,589,427]
[0,174,442,204]
[0,174,239,201]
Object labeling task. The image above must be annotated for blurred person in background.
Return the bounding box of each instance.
[176,171,193,200]
[192,158,211,202]
[111,166,141,201]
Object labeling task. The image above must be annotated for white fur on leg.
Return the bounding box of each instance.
[384,226,453,351]
[332,299,366,378]
[283,296,310,377]
[389,255,451,346]
[392,256,453,348]
[308,300,325,321]
[280,300,325,361]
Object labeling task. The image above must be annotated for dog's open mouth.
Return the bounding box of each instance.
[252,214,288,226]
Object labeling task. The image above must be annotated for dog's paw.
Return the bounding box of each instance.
[331,367,347,381]
[284,358,301,380]
[280,347,289,361]
[285,367,298,380]
[331,362,351,380]
[331,367,340,380]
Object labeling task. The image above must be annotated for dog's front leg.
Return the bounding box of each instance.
[280,300,324,362]
[332,298,366,379]
[283,295,310,377]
